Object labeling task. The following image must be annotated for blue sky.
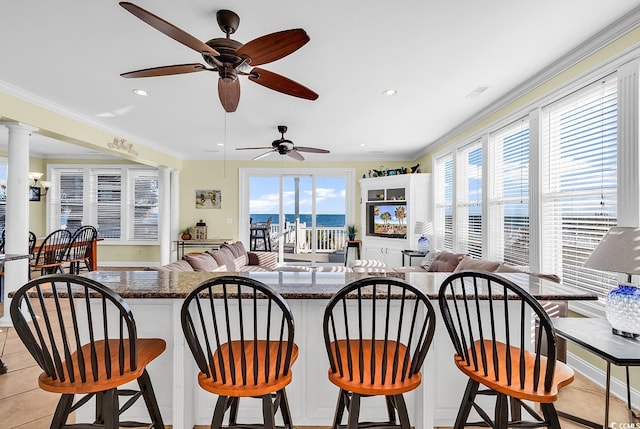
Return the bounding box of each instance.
[250,176,346,214]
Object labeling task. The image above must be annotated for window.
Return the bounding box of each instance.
[540,75,618,299]
[489,119,530,266]
[456,141,483,258]
[49,165,159,243]
[434,154,454,251]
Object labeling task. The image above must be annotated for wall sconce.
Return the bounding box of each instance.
[29,172,51,201]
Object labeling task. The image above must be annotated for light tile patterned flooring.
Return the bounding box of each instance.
[0,302,634,428]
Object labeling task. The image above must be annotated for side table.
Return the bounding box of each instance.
[552,317,640,428]
[344,240,361,266]
[401,250,426,267]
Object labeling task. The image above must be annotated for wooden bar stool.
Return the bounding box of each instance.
[10,274,166,429]
[181,275,297,429]
[323,277,436,429]
[438,271,574,429]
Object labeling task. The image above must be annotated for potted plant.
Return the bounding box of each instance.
[347,225,358,241]
[181,227,193,240]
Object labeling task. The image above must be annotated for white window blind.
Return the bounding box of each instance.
[434,154,454,251]
[50,165,159,243]
[0,160,6,233]
[489,119,530,266]
[541,75,618,299]
[129,169,159,240]
[456,141,483,258]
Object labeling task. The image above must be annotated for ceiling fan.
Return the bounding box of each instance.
[118,2,318,112]
[237,125,330,161]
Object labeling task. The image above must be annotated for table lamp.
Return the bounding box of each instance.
[584,226,640,338]
[414,221,433,253]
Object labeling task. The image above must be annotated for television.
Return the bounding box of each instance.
[365,201,408,238]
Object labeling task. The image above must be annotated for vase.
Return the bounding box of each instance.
[348,234,355,241]
[606,284,640,337]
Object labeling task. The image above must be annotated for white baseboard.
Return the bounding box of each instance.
[567,351,638,409]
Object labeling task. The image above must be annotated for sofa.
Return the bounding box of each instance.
[151,241,278,273]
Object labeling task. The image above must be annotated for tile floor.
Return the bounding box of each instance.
[0,298,635,428]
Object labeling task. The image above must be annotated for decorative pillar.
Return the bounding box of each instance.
[617,59,640,227]
[0,122,37,327]
[159,167,171,266]
[170,169,180,262]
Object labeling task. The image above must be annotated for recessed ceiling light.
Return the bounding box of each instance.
[132,89,150,97]
[217,143,224,147]
[359,144,366,147]
[382,89,397,96]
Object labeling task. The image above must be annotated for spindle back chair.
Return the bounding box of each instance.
[181,275,297,429]
[322,277,436,429]
[30,228,71,278]
[65,225,97,274]
[10,274,166,429]
[438,271,574,429]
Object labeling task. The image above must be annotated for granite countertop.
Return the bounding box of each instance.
[78,270,598,301]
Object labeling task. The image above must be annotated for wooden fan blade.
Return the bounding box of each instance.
[294,146,330,154]
[253,150,275,160]
[236,147,272,150]
[237,29,309,67]
[287,150,305,161]
[121,63,207,78]
[218,79,240,112]
[249,67,318,100]
[119,2,219,56]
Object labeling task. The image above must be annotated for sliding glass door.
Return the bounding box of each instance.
[240,168,355,266]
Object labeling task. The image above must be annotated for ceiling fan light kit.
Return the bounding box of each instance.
[119,2,319,113]
[236,125,330,161]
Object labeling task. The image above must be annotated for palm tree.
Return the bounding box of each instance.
[380,212,392,227]
[395,206,406,226]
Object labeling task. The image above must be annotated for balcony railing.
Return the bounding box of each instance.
[262,222,348,254]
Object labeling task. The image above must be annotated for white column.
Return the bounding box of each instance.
[0,122,37,327]
[159,167,171,266]
[170,169,180,262]
[617,59,640,227]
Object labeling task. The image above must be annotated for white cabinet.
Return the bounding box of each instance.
[359,174,431,264]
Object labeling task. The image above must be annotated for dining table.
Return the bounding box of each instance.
[33,237,102,271]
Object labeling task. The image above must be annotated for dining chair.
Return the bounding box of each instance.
[29,229,71,279]
[0,229,4,253]
[65,225,98,274]
[438,271,574,429]
[181,275,297,429]
[10,274,166,429]
[322,277,436,429]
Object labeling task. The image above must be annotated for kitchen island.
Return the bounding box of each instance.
[79,270,596,429]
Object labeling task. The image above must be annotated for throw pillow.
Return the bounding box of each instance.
[427,251,465,272]
[184,253,219,272]
[453,256,501,273]
[420,250,438,270]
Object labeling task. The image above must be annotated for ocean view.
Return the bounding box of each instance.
[250,214,346,227]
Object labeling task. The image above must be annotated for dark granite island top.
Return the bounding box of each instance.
[80,270,598,301]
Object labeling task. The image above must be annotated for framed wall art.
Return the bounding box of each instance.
[195,189,221,209]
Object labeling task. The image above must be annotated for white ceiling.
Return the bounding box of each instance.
[1,0,639,162]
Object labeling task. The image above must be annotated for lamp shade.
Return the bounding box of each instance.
[414,221,433,236]
[584,227,640,277]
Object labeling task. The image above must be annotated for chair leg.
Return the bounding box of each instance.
[262,394,276,429]
[50,394,74,429]
[510,397,522,422]
[102,388,118,429]
[332,389,348,429]
[211,396,230,429]
[228,397,239,425]
[346,392,361,429]
[454,379,480,429]
[393,394,411,429]
[278,389,294,429]
[541,403,562,429]
[137,369,165,429]
[495,393,509,429]
[385,395,397,423]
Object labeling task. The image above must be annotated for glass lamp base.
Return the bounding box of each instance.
[606,283,640,337]
[417,236,429,253]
